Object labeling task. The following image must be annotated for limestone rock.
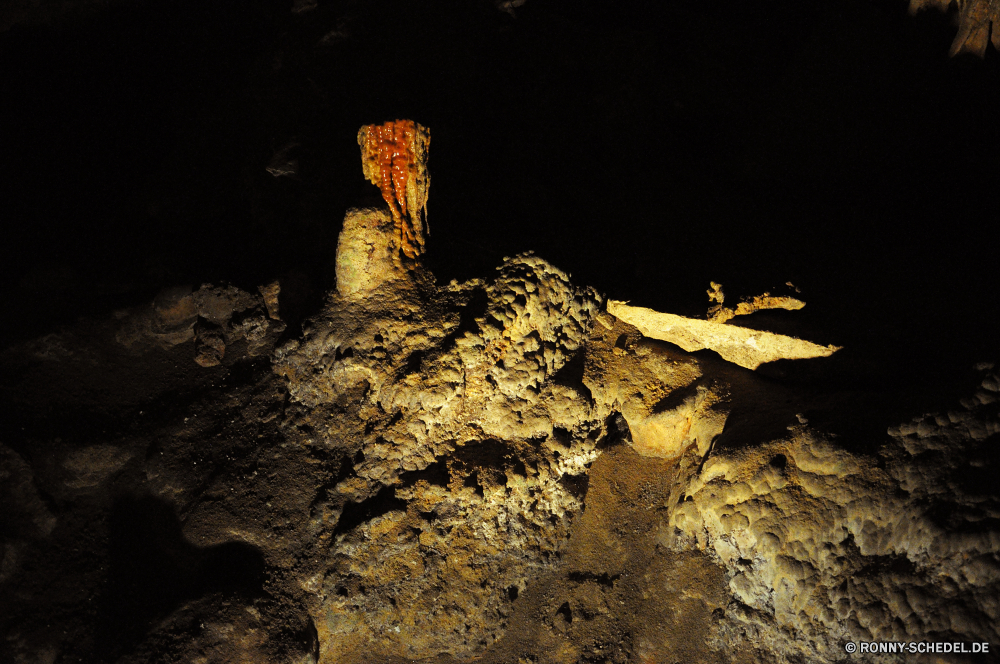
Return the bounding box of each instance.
[334,208,410,298]
[116,282,285,363]
[5,246,1000,664]
[583,316,729,459]
[706,286,806,324]
[910,0,1000,57]
[607,299,840,371]
[259,280,281,320]
[194,320,227,367]
[62,444,131,489]
[667,366,1000,662]
[274,253,604,662]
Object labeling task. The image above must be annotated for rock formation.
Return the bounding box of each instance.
[1,122,998,664]
[607,300,841,371]
[358,120,432,263]
[911,0,1000,56]
[670,367,1000,661]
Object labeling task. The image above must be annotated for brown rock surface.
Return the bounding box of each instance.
[2,119,998,664]
[2,248,999,663]
[4,4,1000,662]
[910,0,1000,56]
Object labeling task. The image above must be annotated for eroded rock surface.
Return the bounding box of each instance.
[275,252,604,661]
[115,282,286,365]
[607,300,841,371]
[2,245,998,664]
[669,365,1000,663]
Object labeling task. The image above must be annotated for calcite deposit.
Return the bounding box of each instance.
[607,299,841,371]
[911,0,1000,56]
[668,364,1000,662]
[4,227,999,664]
[334,207,411,298]
[2,124,999,664]
[705,282,806,325]
[358,120,432,262]
[275,247,604,662]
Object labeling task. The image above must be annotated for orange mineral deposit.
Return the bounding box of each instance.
[358,120,431,260]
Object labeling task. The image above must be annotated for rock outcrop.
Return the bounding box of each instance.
[3,122,998,664]
[911,0,1000,56]
[275,249,604,661]
[607,299,841,371]
[668,365,1000,662]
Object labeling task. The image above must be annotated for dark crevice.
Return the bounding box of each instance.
[332,485,407,537]
[440,286,489,354]
[509,457,527,479]
[559,472,590,502]
[551,348,588,395]
[464,470,484,499]
[597,411,631,450]
[94,494,266,661]
[555,601,573,624]
[550,426,573,448]
[310,454,359,514]
[398,458,451,489]
[649,380,701,416]
[400,349,424,378]
[453,438,517,470]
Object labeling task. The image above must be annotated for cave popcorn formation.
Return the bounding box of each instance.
[275,251,605,662]
[4,116,1000,664]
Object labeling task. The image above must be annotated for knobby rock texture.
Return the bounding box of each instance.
[275,251,602,661]
[4,232,999,663]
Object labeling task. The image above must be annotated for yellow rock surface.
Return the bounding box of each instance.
[607,300,840,370]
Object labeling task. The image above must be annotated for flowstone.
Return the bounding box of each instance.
[264,123,999,662]
[275,252,605,661]
[667,365,1000,663]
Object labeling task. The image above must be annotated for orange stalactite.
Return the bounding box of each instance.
[363,121,410,219]
[358,120,431,261]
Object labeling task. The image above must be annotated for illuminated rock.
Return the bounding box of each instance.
[607,299,840,371]
[334,207,409,298]
[668,365,1000,661]
[582,317,729,460]
[705,281,806,324]
[275,253,603,662]
[337,121,432,297]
